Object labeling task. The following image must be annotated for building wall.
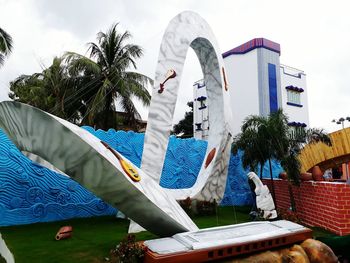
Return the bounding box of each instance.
[193,80,209,140]
[256,48,282,116]
[224,49,260,135]
[192,38,309,137]
[224,46,283,135]
[280,65,309,126]
[263,179,350,236]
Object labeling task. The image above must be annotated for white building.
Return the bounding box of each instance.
[193,79,209,139]
[280,64,309,129]
[193,38,309,139]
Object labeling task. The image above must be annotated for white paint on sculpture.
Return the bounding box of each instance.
[248,172,277,219]
[141,11,233,202]
[54,116,199,232]
[0,11,236,237]
[0,233,14,263]
[0,101,198,237]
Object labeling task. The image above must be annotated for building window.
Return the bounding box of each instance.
[197,96,207,110]
[268,63,278,113]
[288,122,307,141]
[195,123,202,131]
[287,90,301,105]
[285,85,303,107]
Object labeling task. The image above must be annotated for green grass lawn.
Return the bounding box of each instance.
[0,206,343,263]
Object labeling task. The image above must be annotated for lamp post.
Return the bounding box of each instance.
[332,117,350,129]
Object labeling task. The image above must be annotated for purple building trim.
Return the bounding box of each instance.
[287,102,303,108]
[222,38,281,58]
[285,85,304,92]
[288,121,307,127]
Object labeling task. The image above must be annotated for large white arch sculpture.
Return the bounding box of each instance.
[0,12,234,236]
[0,101,198,237]
[142,11,233,202]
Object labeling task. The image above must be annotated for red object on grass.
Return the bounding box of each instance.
[55,226,73,240]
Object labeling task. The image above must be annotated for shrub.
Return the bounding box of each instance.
[179,198,218,216]
[179,197,192,216]
[196,199,217,216]
[277,208,301,223]
[109,234,146,263]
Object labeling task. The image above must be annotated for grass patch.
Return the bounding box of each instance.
[1,216,134,263]
[0,206,342,263]
[0,206,246,263]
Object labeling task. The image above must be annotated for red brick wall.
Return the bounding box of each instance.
[263,179,350,236]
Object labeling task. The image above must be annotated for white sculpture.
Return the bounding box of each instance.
[132,11,234,233]
[248,172,277,220]
[141,11,233,203]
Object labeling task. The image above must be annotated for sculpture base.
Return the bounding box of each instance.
[144,220,312,263]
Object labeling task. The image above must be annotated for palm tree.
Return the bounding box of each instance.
[9,57,81,123]
[64,23,152,130]
[232,109,331,209]
[232,110,289,204]
[172,101,194,138]
[0,27,13,66]
[281,127,331,183]
[232,125,267,177]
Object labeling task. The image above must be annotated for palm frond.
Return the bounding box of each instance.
[305,128,332,146]
[0,54,4,66]
[87,42,108,69]
[0,27,13,56]
[241,115,267,132]
[281,153,301,185]
[0,27,13,66]
[118,95,141,123]
[64,52,101,75]
[123,72,152,106]
[84,79,111,125]
[116,44,143,69]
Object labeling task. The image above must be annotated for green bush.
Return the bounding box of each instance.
[109,234,146,263]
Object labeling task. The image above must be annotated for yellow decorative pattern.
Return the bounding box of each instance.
[299,127,350,172]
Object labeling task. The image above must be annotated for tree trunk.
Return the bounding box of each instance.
[268,158,277,207]
[288,179,297,212]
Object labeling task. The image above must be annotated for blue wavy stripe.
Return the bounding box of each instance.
[0,129,116,226]
[0,126,283,226]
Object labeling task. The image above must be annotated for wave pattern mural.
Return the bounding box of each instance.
[160,136,208,189]
[221,150,284,206]
[82,127,208,190]
[0,129,116,226]
[221,151,254,206]
[0,127,282,226]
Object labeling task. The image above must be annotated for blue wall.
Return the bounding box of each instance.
[0,127,283,226]
[268,63,278,113]
[0,129,116,226]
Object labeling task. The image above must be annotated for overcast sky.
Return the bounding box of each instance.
[1,0,350,132]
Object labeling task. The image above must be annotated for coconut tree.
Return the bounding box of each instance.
[281,127,332,184]
[9,57,81,123]
[172,101,194,138]
[64,23,152,130]
[232,110,289,204]
[232,123,267,177]
[232,109,331,209]
[0,27,13,66]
